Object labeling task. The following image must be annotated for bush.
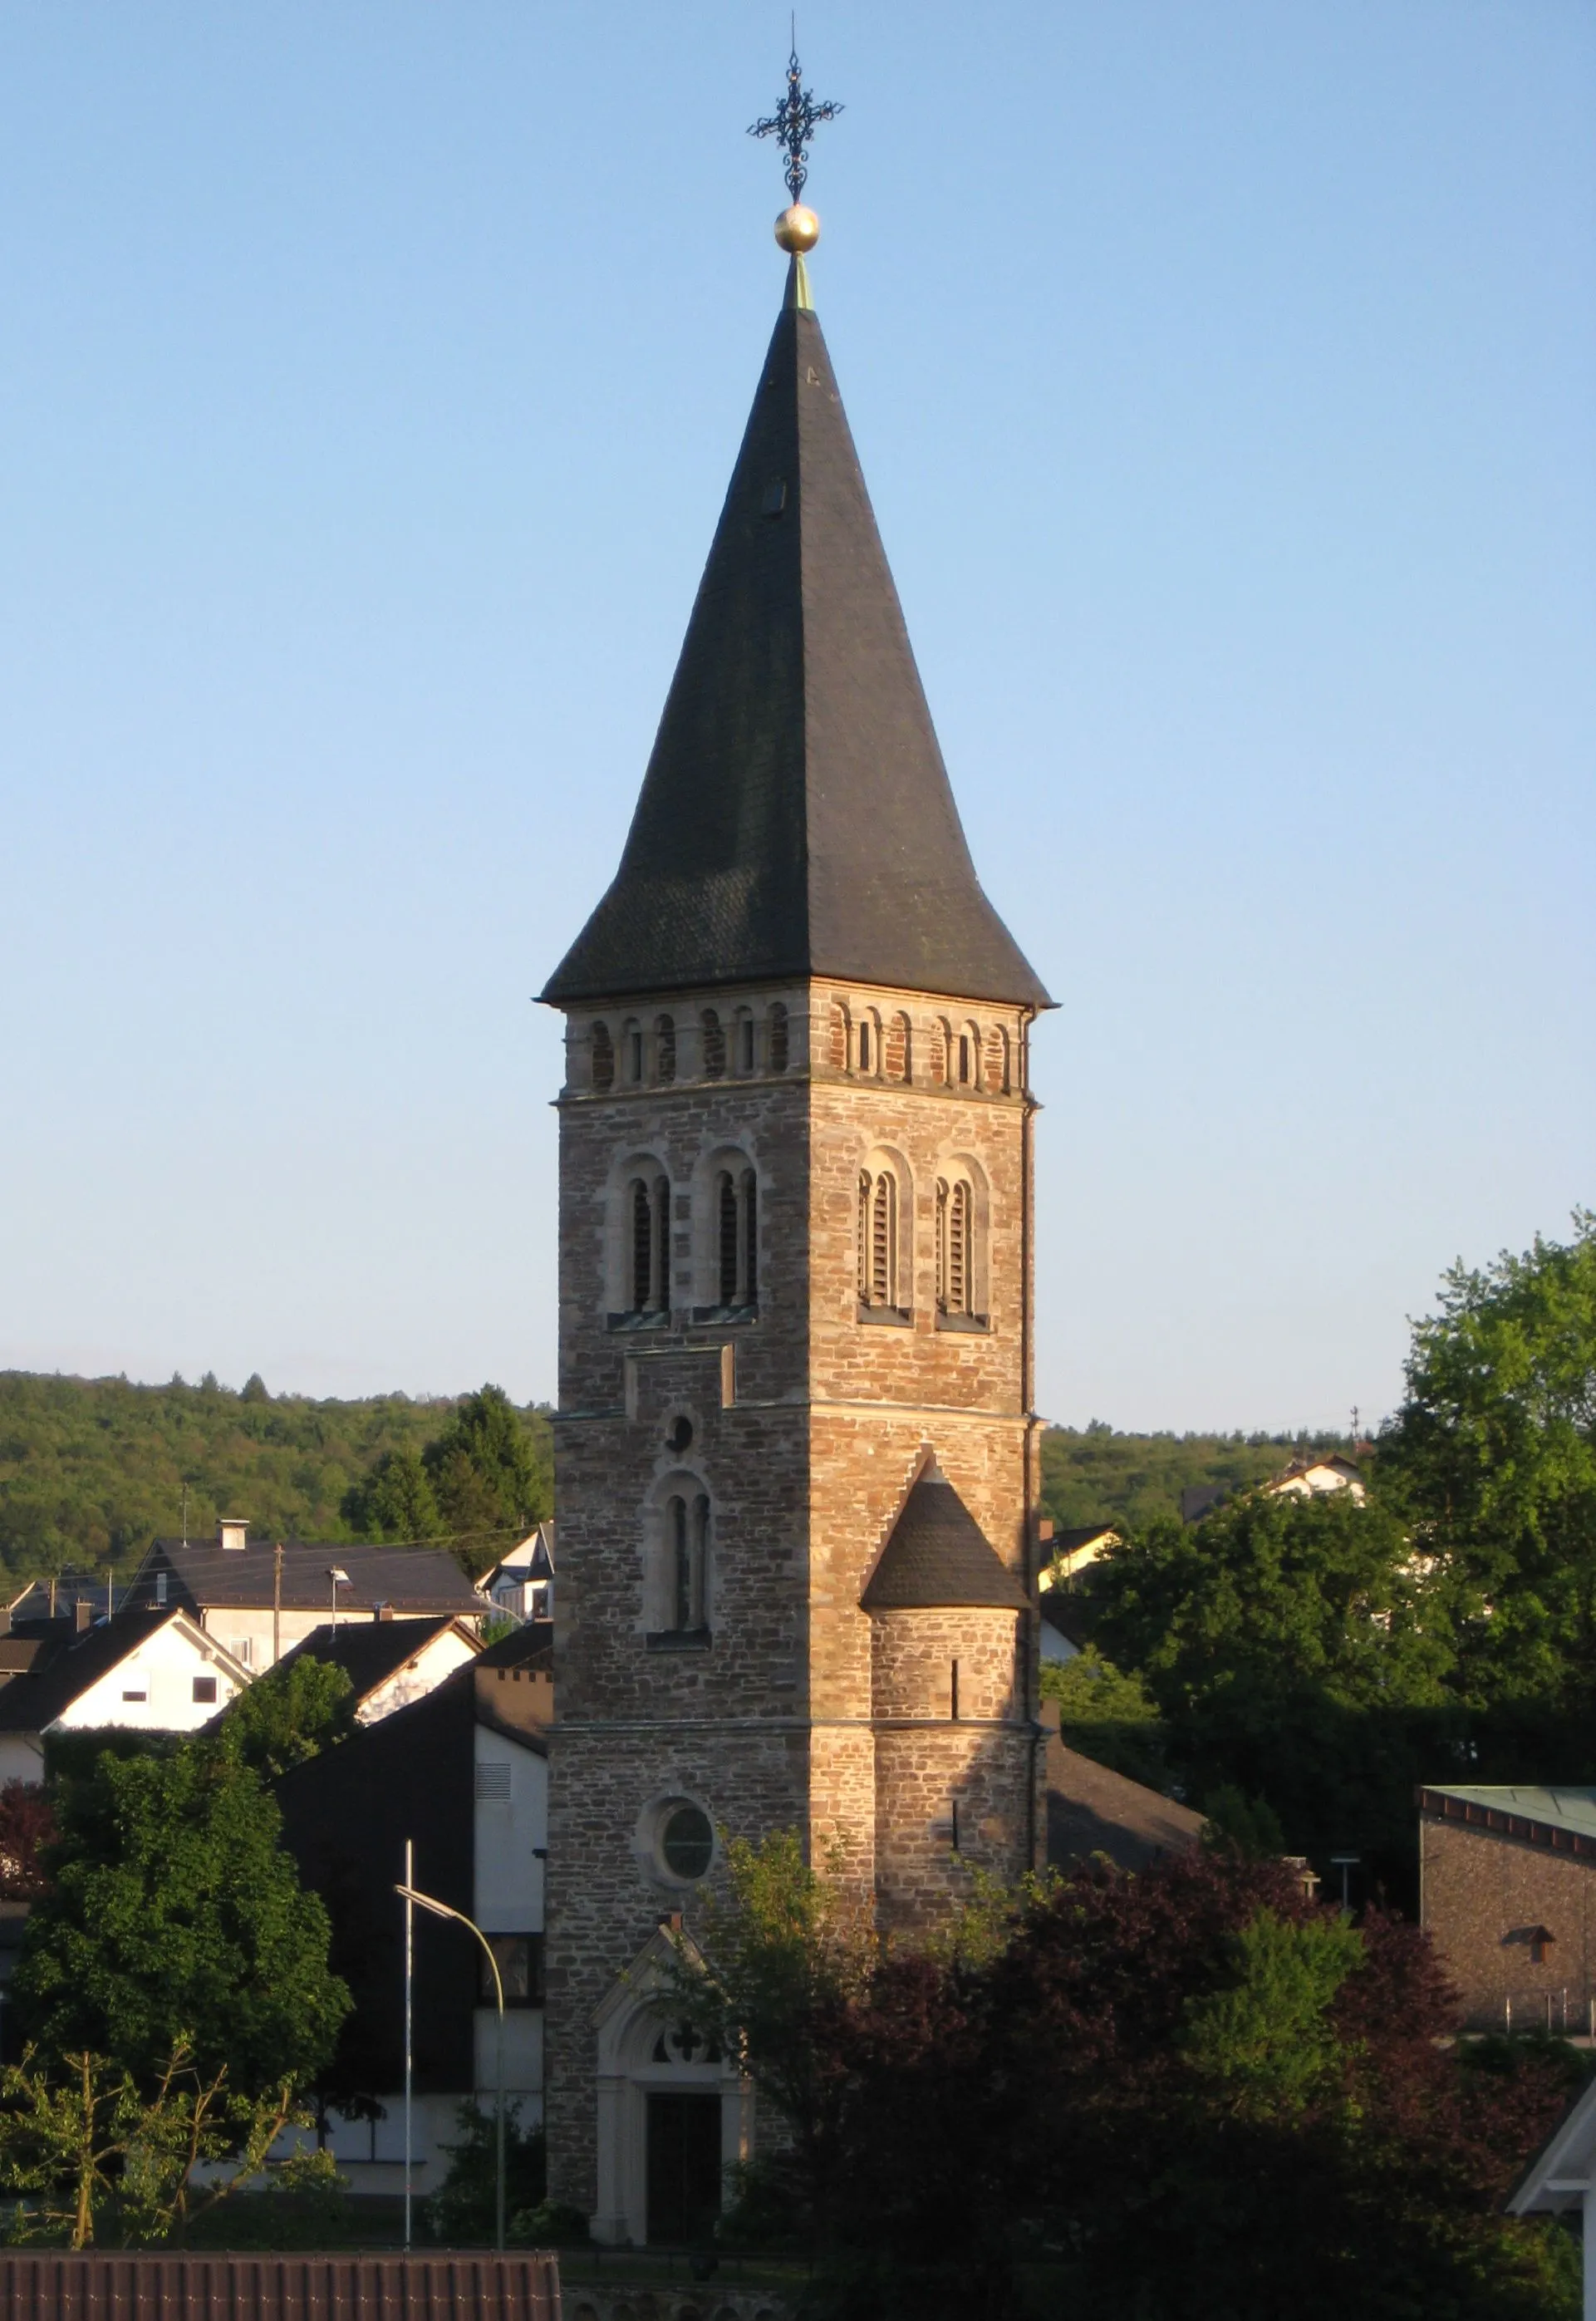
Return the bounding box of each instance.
[425,2102,546,2245]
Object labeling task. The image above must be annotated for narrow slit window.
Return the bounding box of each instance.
[631,1178,653,1312]
[858,1020,872,1073]
[718,1171,738,1306]
[625,1020,644,1084]
[739,1014,755,1072]
[670,1496,690,1630]
[741,1168,757,1305]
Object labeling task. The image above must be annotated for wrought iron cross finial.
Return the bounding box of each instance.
[748,33,842,207]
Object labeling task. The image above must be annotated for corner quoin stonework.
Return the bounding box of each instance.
[543,980,1047,2217]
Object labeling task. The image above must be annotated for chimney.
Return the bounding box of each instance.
[375,1602,394,1622]
[218,1519,248,1553]
[75,1599,92,1634]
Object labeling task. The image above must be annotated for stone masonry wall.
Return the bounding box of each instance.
[545,976,1045,2218]
[1422,1812,1596,2033]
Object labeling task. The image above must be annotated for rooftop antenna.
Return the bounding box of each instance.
[749,22,842,287]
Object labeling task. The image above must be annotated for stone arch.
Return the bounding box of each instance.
[690,1143,761,1315]
[933,1149,990,1323]
[884,1008,913,1083]
[642,1465,715,1636]
[606,1149,671,1320]
[828,996,851,1071]
[857,1143,913,1315]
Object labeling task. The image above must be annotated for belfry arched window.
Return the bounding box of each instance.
[857,1166,900,1312]
[624,1019,645,1084]
[717,1166,758,1309]
[628,1172,670,1315]
[936,1178,973,1315]
[592,1021,615,1092]
[701,1010,726,1079]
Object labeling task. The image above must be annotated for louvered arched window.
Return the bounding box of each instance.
[936,1178,973,1315]
[701,1010,726,1079]
[857,1167,899,1310]
[663,1488,710,1634]
[655,1014,676,1084]
[716,1166,758,1308]
[629,1173,670,1314]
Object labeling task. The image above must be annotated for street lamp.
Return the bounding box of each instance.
[396,1876,506,2250]
[327,1566,351,1631]
[1330,1853,1361,1912]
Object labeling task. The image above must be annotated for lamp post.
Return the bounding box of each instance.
[396,1876,506,2250]
[327,1566,351,1631]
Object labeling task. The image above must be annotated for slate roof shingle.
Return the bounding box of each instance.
[543,274,1049,1012]
[861,1461,1030,1612]
[128,1540,481,1619]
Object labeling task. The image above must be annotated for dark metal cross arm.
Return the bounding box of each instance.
[748,47,843,207]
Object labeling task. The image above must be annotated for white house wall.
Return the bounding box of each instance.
[0,1736,44,1787]
[55,1622,248,1733]
[360,1628,479,1724]
[474,1726,547,1934]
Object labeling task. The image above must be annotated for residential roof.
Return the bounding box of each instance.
[0,1608,241,1735]
[862,1460,1030,1612]
[276,1616,479,1705]
[1044,1720,1206,1874]
[1508,2068,1596,2218]
[127,1539,481,1618]
[1052,1524,1117,1556]
[0,2253,559,2320]
[1417,1784,1596,1858]
[542,270,1049,1012]
[1039,1594,1090,1651]
[477,1618,554,1672]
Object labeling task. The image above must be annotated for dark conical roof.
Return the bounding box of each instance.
[861,1458,1031,1612]
[543,267,1049,1010]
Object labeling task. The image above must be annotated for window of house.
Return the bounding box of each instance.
[233,1637,253,1666]
[769,1002,789,1074]
[701,1010,725,1079]
[655,1014,676,1084]
[857,1168,901,1312]
[479,1933,544,2007]
[592,1021,615,1092]
[155,1571,167,1607]
[716,1166,757,1308]
[121,1689,148,1704]
[192,1675,218,1705]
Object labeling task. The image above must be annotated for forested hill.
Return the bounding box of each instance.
[0,1370,553,1586]
[1040,1423,1353,1532]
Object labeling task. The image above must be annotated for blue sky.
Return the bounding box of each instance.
[1,2,1591,1429]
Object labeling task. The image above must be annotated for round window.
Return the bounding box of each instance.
[660,1804,714,1881]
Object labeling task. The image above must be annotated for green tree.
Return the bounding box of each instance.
[339,1444,441,1544]
[214,1655,356,1779]
[1039,1645,1171,1789]
[1180,1907,1363,2117]
[422,1384,552,1576]
[1378,1212,1596,1702]
[13,1746,349,2102]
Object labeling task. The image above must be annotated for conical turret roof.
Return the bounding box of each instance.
[543,265,1049,1010]
[861,1458,1031,1612]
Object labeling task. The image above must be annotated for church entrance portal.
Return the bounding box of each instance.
[645,2089,723,2244]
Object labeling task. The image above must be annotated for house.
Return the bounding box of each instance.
[119,1527,483,1673]
[274,1615,482,1725]
[1039,1523,1119,1586]
[1419,1783,1596,2035]
[1505,2070,1596,2317]
[477,1524,555,1625]
[1264,1452,1366,1503]
[1039,1593,1088,1666]
[1041,1704,1206,1872]
[0,1607,252,1785]
[1180,1483,1230,1525]
[273,1623,551,2195]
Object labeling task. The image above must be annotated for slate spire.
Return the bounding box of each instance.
[543,266,1049,1010]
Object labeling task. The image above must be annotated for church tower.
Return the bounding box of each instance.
[539,170,1052,2241]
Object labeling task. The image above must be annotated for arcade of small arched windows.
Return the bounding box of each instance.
[831,1001,1012,1095]
[586,1001,790,1092]
[645,1470,714,1644]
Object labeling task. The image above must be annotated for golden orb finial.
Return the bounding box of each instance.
[774,204,820,253]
